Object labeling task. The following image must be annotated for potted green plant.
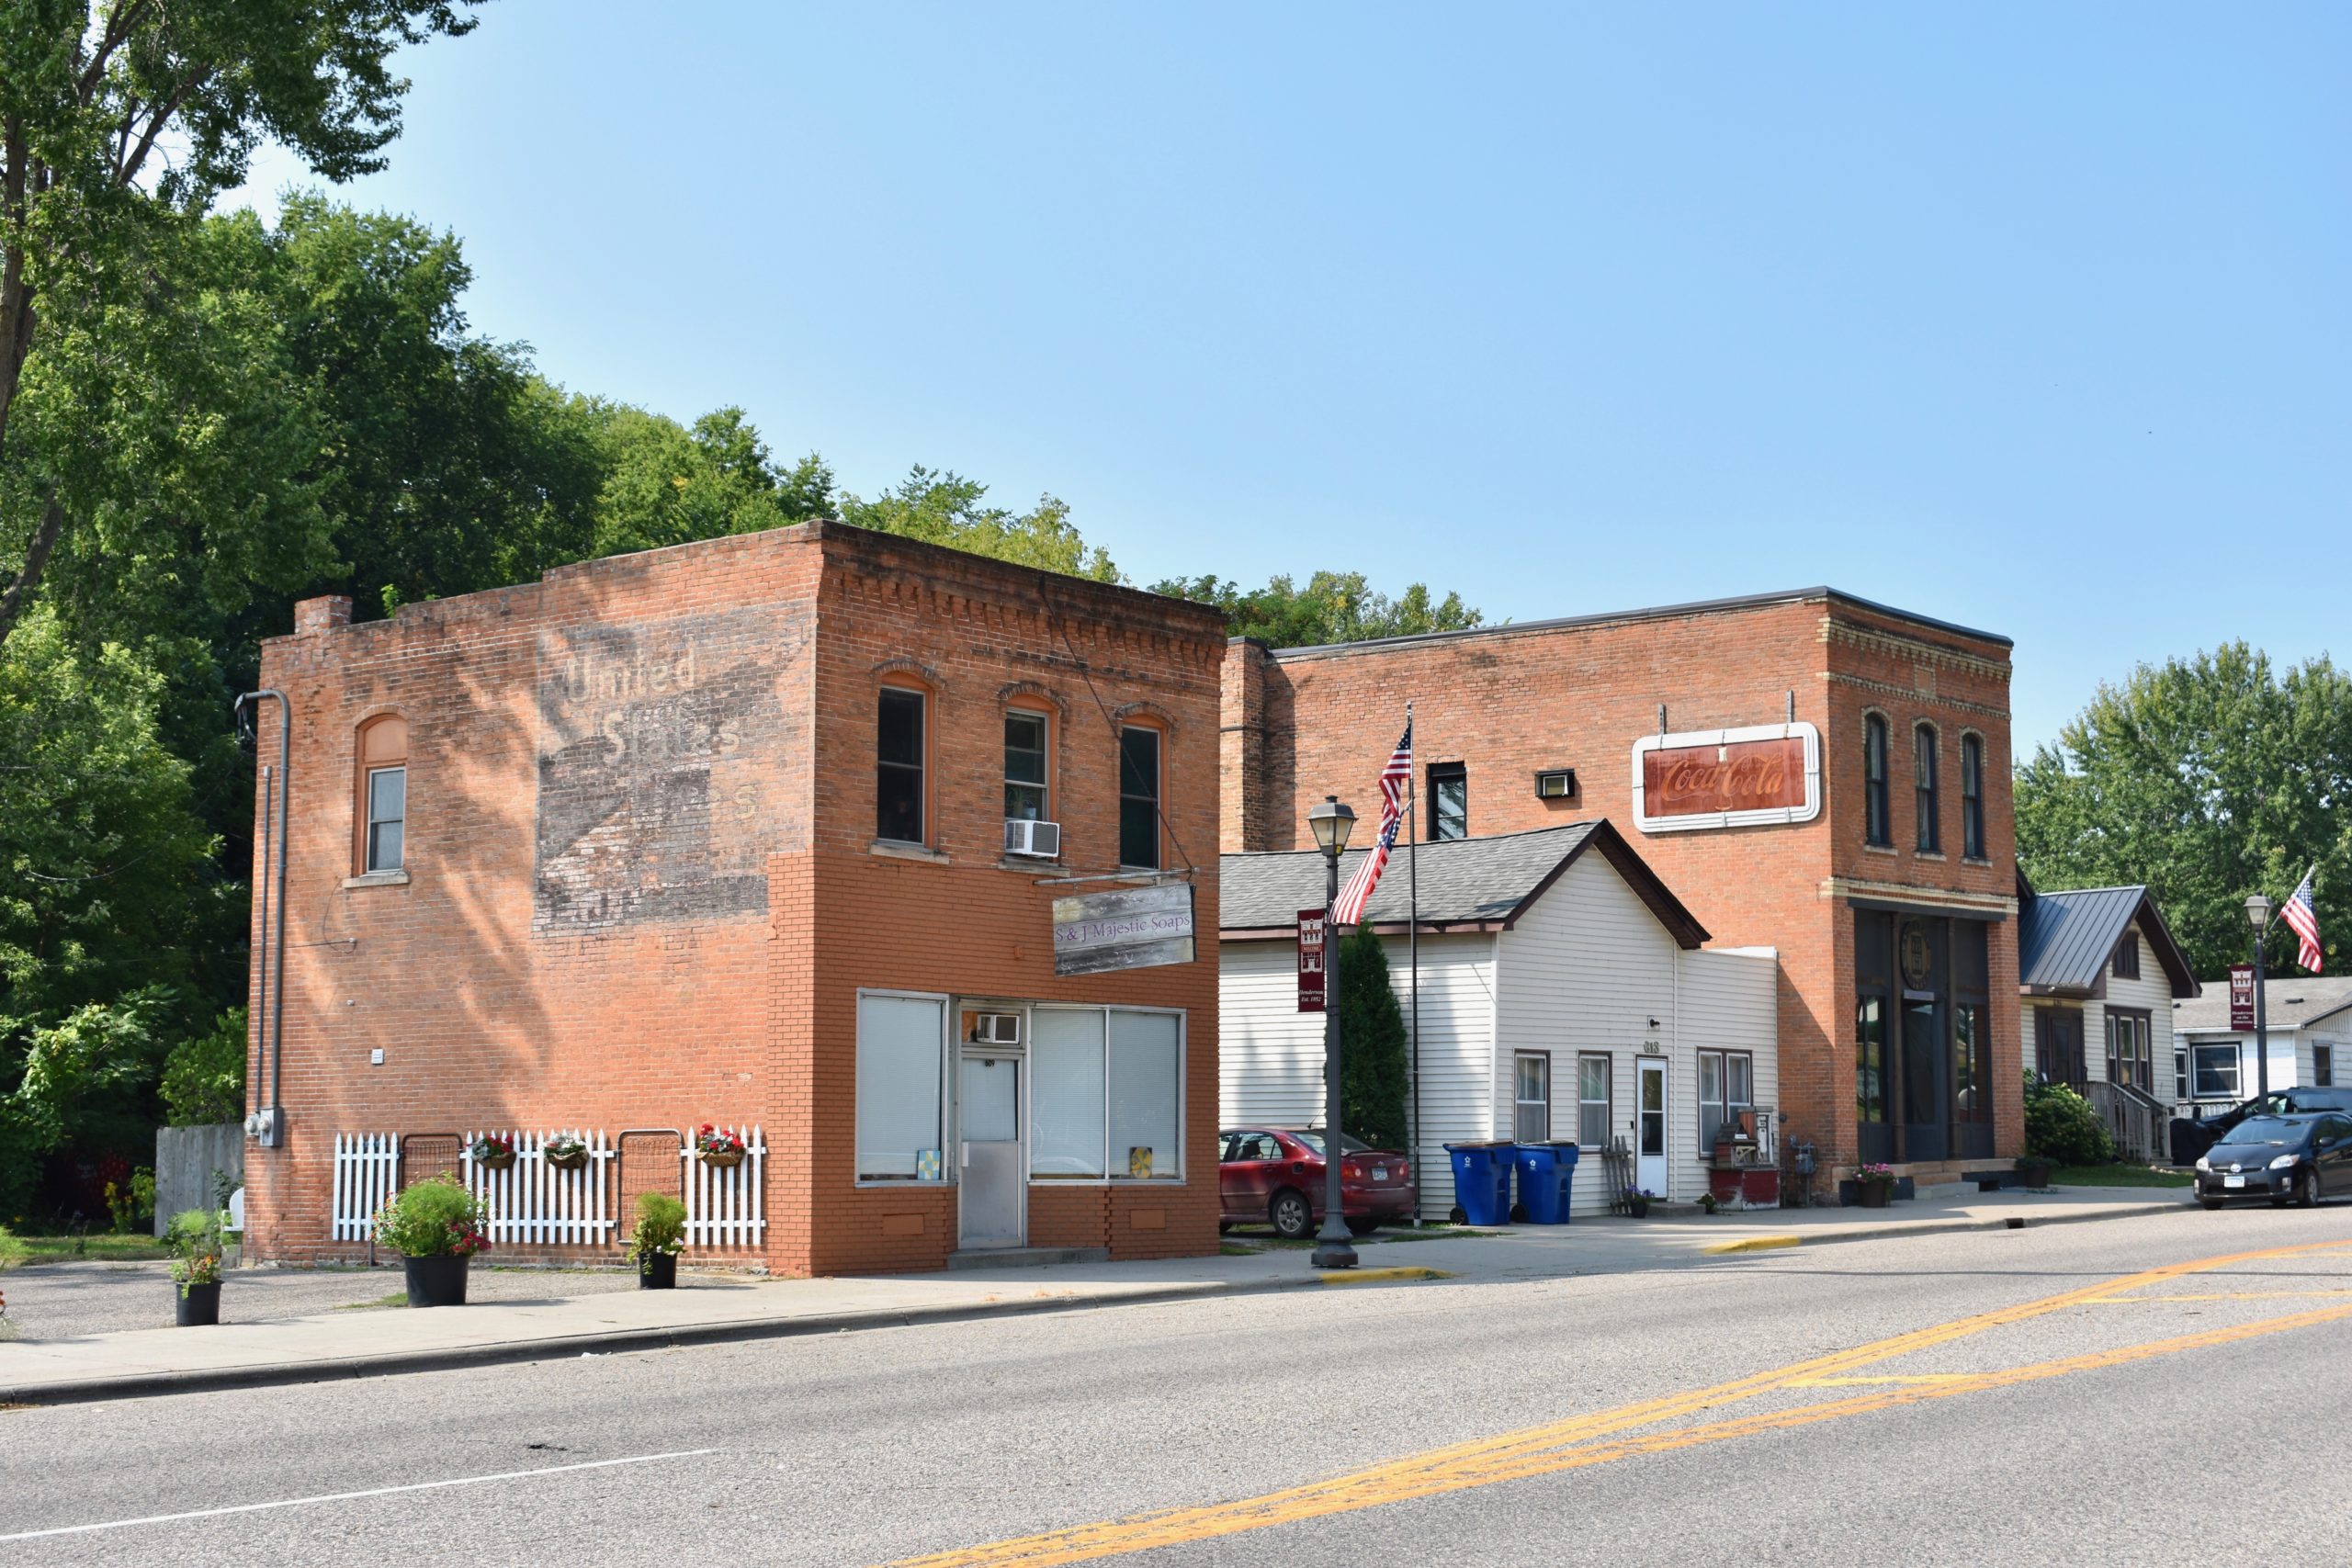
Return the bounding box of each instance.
[166,1207,227,1326]
[1853,1162,1897,1208]
[627,1191,687,1289]
[469,1134,517,1171]
[543,1134,590,1172]
[1623,1185,1655,1219]
[2017,1156,2054,1190]
[1696,1190,1720,1214]
[374,1175,491,1306]
[695,1123,747,1170]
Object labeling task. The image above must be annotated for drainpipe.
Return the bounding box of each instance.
[235,690,290,1145]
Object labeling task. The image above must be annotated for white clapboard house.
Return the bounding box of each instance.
[1218,820,1778,1219]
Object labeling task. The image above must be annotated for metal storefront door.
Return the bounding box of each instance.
[958,1052,1025,1249]
[1636,1057,1668,1198]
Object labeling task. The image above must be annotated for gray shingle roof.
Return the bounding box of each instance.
[2018,884,2199,998]
[1219,820,1708,947]
[2175,976,2352,1034]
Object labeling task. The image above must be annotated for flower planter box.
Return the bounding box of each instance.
[403,1254,471,1308]
[1856,1182,1892,1209]
[698,1148,745,1170]
[545,1146,590,1172]
[175,1282,221,1327]
[639,1253,678,1291]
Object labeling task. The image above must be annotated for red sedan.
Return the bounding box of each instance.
[1218,1127,1419,1240]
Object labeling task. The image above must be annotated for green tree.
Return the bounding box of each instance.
[1336,927,1409,1149]
[841,467,1116,581]
[582,400,831,558]
[161,1006,246,1126]
[1150,570,1483,647]
[0,0,481,649]
[2017,643,2352,979]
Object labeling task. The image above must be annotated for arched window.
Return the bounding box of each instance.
[356,715,408,874]
[1914,724,1940,853]
[1863,714,1890,847]
[1118,721,1163,870]
[876,684,928,844]
[1960,732,1985,860]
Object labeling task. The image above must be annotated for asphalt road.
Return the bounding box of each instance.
[4,1205,2348,1566]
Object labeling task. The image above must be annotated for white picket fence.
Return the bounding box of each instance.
[331,1132,400,1240]
[680,1125,766,1248]
[459,1129,619,1246]
[330,1125,763,1250]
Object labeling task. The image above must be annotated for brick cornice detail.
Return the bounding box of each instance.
[1826,669,2009,720]
[1822,619,2011,683]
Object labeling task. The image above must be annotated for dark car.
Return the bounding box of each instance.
[1218,1127,1418,1240]
[2174,1086,2352,1164]
[2194,1112,2352,1209]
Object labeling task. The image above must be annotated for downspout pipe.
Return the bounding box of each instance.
[235,690,290,1133]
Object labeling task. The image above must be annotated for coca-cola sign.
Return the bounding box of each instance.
[1632,722,1822,833]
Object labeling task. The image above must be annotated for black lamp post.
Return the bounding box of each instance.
[1307,795,1358,1270]
[2246,892,2275,1100]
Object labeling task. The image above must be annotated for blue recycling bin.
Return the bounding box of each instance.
[1444,1142,1515,1226]
[1512,1142,1581,1224]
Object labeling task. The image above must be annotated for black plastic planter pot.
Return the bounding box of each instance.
[175,1282,220,1326]
[403,1253,470,1308]
[639,1252,678,1291]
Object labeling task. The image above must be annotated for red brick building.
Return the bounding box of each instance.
[1221,588,2020,1190]
[243,522,1226,1274]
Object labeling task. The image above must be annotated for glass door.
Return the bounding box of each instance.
[957,1050,1025,1249]
[1636,1057,1668,1197]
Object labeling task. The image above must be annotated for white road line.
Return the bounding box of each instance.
[0,1449,719,1543]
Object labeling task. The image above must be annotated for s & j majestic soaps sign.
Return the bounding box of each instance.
[1631,722,1822,833]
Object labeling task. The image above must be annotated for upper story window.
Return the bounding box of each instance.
[1913,724,1939,853]
[1863,715,1890,847]
[1429,761,1467,841]
[356,715,408,874]
[877,686,926,843]
[1005,709,1048,822]
[2111,931,2141,980]
[1118,725,1161,869]
[1961,732,1985,860]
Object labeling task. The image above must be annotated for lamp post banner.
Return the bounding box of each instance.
[1050,883,1196,976]
[1297,908,1328,1012]
[2230,963,2256,1031]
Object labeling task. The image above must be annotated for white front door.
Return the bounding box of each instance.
[958,1050,1025,1249]
[1636,1057,1669,1198]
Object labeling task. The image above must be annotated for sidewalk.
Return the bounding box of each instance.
[0,1185,2188,1405]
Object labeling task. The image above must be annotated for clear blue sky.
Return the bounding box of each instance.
[223,2,2349,753]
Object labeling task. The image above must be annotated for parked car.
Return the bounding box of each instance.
[2193,1112,2352,1209]
[2173,1086,2352,1164]
[1218,1127,1418,1240]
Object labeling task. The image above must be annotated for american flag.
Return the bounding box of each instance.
[2283,867,2324,975]
[1332,719,1412,927]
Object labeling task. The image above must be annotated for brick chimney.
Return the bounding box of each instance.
[1220,638,1270,852]
[294,595,353,636]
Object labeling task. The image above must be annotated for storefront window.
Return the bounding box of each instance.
[1031,1009,1108,1177]
[856,993,945,1180]
[1856,997,1887,1123]
[1953,1004,1989,1122]
[1030,1006,1184,1179]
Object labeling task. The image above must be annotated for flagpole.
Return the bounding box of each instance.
[1407,701,1421,1227]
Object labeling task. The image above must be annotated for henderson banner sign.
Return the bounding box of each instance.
[2230,963,2256,1031]
[1296,908,1328,1012]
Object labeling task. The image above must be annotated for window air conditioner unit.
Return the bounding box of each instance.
[1004,818,1062,859]
[970,1012,1023,1046]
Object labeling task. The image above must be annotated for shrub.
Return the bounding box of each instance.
[628,1191,686,1272]
[0,1223,25,1270]
[2024,1075,2115,1167]
[165,1208,226,1296]
[373,1176,490,1258]
[161,1009,247,1126]
[1336,926,1409,1149]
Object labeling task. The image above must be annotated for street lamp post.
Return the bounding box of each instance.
[2246,893,2275,1100]
[1307,795,1358,1270]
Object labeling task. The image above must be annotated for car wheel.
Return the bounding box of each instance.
[1345,1217,1381,1237]
[2300,1168,2323,1208]
[2198,1195,2223,1211]
[1270,1189,1314,1241]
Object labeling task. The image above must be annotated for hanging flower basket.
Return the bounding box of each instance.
[470,1134,517,1171]
[695,1123,747,1168]
[544,1136,590,1172]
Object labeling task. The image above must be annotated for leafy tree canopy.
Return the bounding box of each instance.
[2016,642,2352,978]
[841,467,1115,582]
[1150,570,1484,647]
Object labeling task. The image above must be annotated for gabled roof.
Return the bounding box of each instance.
[2175,976,2352,1035]
[2017,883,2199,998]
[1218,819,1710,949]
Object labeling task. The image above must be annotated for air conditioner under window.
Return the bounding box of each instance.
[969,1012,1023,1046]
[1004,818,1062,859]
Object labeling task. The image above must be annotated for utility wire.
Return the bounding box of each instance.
[1035,574,1198,878]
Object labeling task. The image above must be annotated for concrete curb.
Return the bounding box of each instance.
[4,1198,2188,1406]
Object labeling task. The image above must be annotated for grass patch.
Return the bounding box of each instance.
[1218,1241,1261,1257]
[332,1292,409,1312]
[1371,1226,1506,1244]
[2052,1163,2192,1189]
[0,1224,24,1270]
[12,1233,172,1264]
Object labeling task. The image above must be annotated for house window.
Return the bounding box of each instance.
[356,714,408,874]
[1429,762,1467,841]
[1513,1053,1551,1143]
[1118,726,1161,869]
[1856,997,1887,1123]
[2106,1011,2152,1091]
[1577,1054,1611,1147]
[1005,709,1048,821]
[2192,1043,2240,1100]
[1914,724,1939,853]
[1863,715,1890,847]
[856,993,946,1180]
[2111,933,2141,981]
[1031,1006,1184,1179]
[2318,1045,2336,1088]
[877,687,926,843]
[2175,1047,2189,1102]
[1698,1050,1754,1151]
[1961,734,1985,859]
